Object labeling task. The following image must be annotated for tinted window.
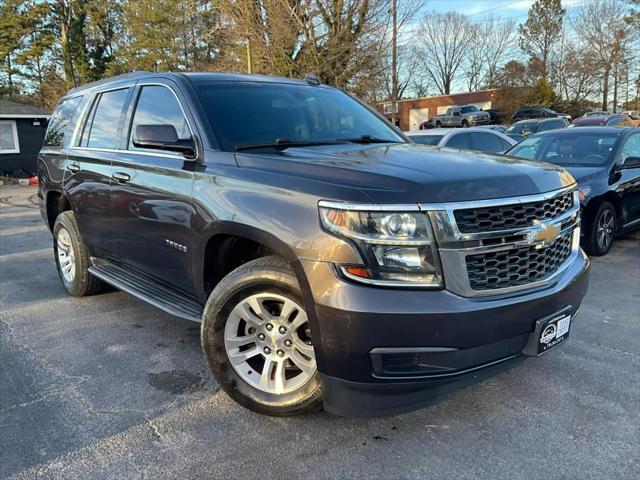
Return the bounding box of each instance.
[509,132,619,166]
[44,96,82,147]
[409,135,443,146]
[620,133,640,164]
[538,119,565,132]
[460,106,478,114]
[85,89,130,149]
[129,86,191,150]
[506,122,537,135]
[444,133,470,149]
[500,137,514,150]
[196,82,403,151]
[469,132,504,153]
[607,115,634,127]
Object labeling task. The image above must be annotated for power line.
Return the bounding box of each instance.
[467,0,527,17]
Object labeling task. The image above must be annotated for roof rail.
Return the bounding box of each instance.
[304,73,320,85]
[67,71,153,95]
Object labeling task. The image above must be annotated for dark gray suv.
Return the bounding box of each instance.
[37,72,589,417]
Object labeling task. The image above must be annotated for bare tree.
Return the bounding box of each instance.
[386,0,425,123]
[461,17,517,92]
[573,0,635,111]
[416,11,470,95]
[557,40,601,103]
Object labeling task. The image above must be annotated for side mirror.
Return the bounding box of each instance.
[133,124,196,158]
[620,156,640,169]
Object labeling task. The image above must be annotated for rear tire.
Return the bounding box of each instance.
[201,256,322,416]
[584,201,616,256]
[435,121,442,128]
[53,211,105,296]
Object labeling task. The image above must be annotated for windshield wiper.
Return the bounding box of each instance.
[235,138,347,151]
[338,135,401,144]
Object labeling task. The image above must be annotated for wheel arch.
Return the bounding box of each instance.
[195,222,309,300]
[584,191,623,235]
[45,190,72,231]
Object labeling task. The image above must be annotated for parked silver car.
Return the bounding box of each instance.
[406,128,516,153]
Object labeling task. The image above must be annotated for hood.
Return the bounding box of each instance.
[561,165,607,185]
[235,143,576,204]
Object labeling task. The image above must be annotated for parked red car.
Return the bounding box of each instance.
[570,114,635,128]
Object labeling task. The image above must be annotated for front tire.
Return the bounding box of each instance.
[201,256,322,416]
[53,211,105,296]
[462,119,469,128]
[584,201,616,256]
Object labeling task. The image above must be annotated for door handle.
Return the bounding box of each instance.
[67,162,80,173]
[112,172,131,183]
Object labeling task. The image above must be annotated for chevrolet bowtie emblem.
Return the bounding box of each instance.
[530,220,561,248]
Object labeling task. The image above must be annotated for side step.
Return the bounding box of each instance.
[89,261,204,322]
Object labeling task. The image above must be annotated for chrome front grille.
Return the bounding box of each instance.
[454,191,573,233]
[424,186,581,297]
[465,232,573,290]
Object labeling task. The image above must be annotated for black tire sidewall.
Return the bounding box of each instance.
[586,202,616,256]
[201,258,322,416]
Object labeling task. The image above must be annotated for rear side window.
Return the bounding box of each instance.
[44,96,82,147]
[83,89,130,149]
[469,132,503,153]
[538,119,565,132]
[445,133,470,149]
[128,85,191,151]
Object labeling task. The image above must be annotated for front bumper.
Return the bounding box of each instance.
[300,250,590,417]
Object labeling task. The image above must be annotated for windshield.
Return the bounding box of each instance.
[460,106,478,114]
[507,132,619,167]
[408,135,443,146]
[196,82,404,151]
[506,122,537,135]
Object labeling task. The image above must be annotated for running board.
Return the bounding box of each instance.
[89,261,203,322]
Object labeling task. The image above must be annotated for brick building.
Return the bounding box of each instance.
[380,89,502,131]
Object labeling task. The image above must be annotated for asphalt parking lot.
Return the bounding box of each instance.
[1,184,639,480]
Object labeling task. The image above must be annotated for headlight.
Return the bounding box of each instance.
[578,185,591,203]
[319,203,443,288]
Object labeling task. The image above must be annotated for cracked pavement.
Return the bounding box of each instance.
[1,185,639,479]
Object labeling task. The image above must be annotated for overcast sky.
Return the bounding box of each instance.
[426,0,585,18]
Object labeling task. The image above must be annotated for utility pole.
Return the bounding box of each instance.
[390,0,398,127]
[246,38,253,74]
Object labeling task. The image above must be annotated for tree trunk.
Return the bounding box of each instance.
[601,67,610,112]
[60,16,75,87]
[612,61,618,113]
[7,54,13,95]
[36,56,44,106]
[390,0,397,127]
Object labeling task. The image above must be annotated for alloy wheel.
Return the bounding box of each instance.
[597,209,615,250]
[224,293,316,395]
[56,227,76,283]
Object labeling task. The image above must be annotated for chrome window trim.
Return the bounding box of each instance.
[68,82,198,161]
[69,145,187,161]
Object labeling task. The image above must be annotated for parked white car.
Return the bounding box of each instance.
[405,128,517,154]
